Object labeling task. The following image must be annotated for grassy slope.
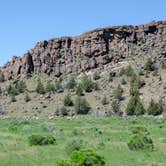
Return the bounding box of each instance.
[0,117,166,166]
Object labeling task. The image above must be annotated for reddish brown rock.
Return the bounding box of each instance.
[0,21,166,80]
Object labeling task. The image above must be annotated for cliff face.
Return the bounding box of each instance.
[1,21,166,80]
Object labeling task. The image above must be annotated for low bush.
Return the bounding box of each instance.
[24,92,31,102]
[70,149,105,166]
[128,133,153,151]
[41,122,56,132]
[76,84,84,96]
[36,79,45,94]
[57,149,105,166]
[63,95,73,107]
[131,126,149,135]
[65,139,86,155]
[113,85,123,101]
[0,73,5,82]
[93,71,100,80]
[28,135,56,146]
[66,76,76,90]
[75,97,91,114]
[81,74,94,92]
[147,99,163,116]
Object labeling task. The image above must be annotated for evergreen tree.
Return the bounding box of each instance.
[0,73,5,82]
[75,97,91,114]
[76,84,83,96]
[113,84,123,101]
[144,58,155,71]
[66,76,76,90]
[147,99,163,116]
[46,81,55,93]
[125,94,145,116]
[36,79,45,94]
[81,74,93,93]
[64,95,73,106]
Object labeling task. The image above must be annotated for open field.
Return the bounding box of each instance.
[0,116,166,166]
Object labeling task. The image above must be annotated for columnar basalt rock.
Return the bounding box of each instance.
[0,21,166,80]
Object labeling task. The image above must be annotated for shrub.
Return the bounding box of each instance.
[60,106,69,116]
[76,84,83,96]
[55,79,62,91]
[6,84,18,96]
[75,97,91,114]
[65,139,86,155]
[125,95,145,116]
[0,73,5,82]
[81,74,94,92]
[113,84,123,101]
[41,122,56,132]
[129,74,139,96]
[101,96,108,105]
[15,80,27,93]
[108,75,113,82]
[24,92,31,102]
[46,81,55,92]
[131,126,149,135]
[11,95,17,102]
[134,101,146,116]
[119,65,135,77]
[28,135,56,146]
[147,99,163,116]
[70,149,105,166]
[111,99,120,114]
[64,95,73,107]
[121,78,126,85]
[93,71,100,80]
[128,134,153,151]
[93,82,100,91]
[66,76,76,90]
[144,58,155,71]
[36,79,45,94]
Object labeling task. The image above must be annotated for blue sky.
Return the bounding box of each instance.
[0,0,166,66]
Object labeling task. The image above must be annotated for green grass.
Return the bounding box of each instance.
[0,116,166,166]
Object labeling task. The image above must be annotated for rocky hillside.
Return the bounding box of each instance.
[0,21,166,80]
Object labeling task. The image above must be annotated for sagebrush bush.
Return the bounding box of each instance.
[24,92,31,102]
[15,80,27,93]
[131,126,149,135]
[28,135,56,146]
[0,73,5,82]
[41,122,56,132]
[101,96,108,105]
[128,133,153,151]
[81,74,94,92]
[144,58,155,71]
[46,81,55,92]
[63,95,73,106]
[93,71,100,80]
[76,84,83,96]
[36,79,45,94]
[75,97,91,114]
[113,84,123,101]
[66,76,76,89]
[6,84,18,96]
[65,139,86,155]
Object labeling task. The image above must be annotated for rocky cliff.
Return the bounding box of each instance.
[1,21,166,80]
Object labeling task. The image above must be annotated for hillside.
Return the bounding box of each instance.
[0,21,166,117]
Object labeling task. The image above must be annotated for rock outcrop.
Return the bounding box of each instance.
[1,21,166,80]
